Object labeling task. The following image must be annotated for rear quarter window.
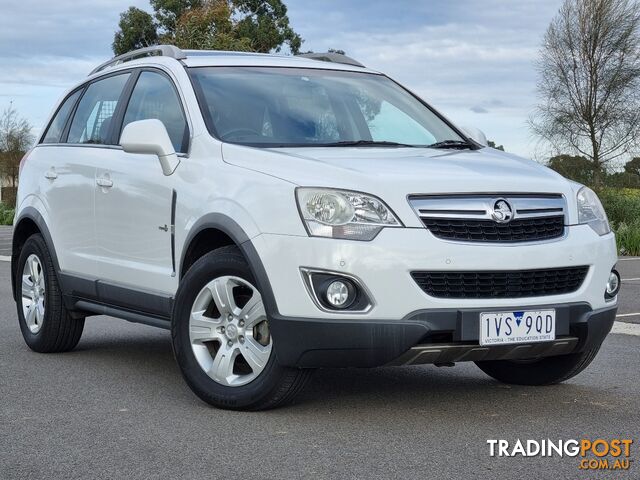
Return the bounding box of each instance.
[41,89,82,144]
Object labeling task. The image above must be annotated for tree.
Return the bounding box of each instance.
[547,154,599,185]
[232,0,302,53]
[623,156,640,175]
[606,171,640,187]
[487,140,505,151]
[531,0,640,187]
[151,0,203,35]
[174,2,252,51]
[113,0,303,55]
[0,105,33,189]
[113,7,159,56]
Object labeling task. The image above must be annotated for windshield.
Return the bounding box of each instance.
[189,67,466,148]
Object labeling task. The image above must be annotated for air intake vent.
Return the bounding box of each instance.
[411,267,589,299]
[421,216,564,242]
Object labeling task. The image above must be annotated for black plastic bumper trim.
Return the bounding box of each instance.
[269,303,617,368]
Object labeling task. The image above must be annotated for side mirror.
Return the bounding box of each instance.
[460,125,488,147]
[120,119,179,175]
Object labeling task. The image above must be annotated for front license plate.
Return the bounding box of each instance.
[479,310,555,346]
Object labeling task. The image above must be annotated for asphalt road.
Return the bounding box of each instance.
[0,226,12,257]
[617,258,640,324]
[1,258,639,479]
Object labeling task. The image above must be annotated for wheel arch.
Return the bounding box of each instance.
[180,213,279,316]
[12,207,60,301]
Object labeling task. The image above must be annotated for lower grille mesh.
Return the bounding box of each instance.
[411,267,589,299]
[421,216,565,242]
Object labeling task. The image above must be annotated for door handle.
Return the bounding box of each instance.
[96,176,113,188]
[44,169,57,180]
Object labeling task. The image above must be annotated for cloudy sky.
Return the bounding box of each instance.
[0,0,562,159]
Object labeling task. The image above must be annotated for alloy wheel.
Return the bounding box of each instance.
[189,275,272,387]
[21,254,46,334]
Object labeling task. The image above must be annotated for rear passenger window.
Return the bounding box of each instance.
[41,89,82,144]
[122,71,188,153]
[67,73,130,145]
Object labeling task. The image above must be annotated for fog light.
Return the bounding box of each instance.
[302,269,371,312]
[605,270,621,299]
[326,280,351,308]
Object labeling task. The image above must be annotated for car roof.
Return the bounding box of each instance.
[183,52,377,72]
[88,45,380,78]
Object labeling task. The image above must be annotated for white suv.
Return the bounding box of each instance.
[13,46,620,410]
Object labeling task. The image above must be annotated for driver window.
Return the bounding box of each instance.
[122,71,189,153]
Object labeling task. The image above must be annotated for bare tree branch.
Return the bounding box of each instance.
[0,105,33,188]
[530,0,640,186]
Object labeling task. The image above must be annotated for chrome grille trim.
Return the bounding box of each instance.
[409,194,566,221]
[408,194,567,243]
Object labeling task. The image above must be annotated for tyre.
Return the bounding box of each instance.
[475,346,603,386]
[171,246,312,410]
[15,234,85,353]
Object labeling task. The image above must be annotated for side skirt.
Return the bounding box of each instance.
[74,301,171,330]
[59,273,173,330]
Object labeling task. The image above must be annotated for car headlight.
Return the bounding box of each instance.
[296,188,402,240]
[577,186,610,236]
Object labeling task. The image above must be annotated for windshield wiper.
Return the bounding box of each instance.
[319,140,417,148]
[427,140,475,150]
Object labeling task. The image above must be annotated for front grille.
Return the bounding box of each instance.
[411,267,589,299]
[421,216,565,243]
[408,194,567,244]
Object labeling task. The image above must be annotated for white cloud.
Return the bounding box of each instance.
[286,0,563,158]
[0,0,565,158]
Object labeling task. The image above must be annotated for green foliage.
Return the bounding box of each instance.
[0,203,14,225]
[113,0,303,55]
[613,221,640,256]
[151,0,203,34]
[597,188,640,226]
[112,7,159,56]
[547,154,599,185]
[624,157,640,175]
[604,171,640,188]
[233,0,302,53]
[602,157,640,188]
[174,1,252,51]
[487,140,504,151]
[598,188,640,255]
[547,153,640,254]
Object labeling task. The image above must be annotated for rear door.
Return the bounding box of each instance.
[37,72,131,278]
[94,69,189,295]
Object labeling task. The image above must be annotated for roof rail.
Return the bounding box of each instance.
[297,52,365,68]
[89,45,187,76]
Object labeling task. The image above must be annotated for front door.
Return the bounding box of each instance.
[94,152,175,294]
[94,69,189,296]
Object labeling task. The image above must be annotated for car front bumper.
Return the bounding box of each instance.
[251,224,618,368]
[252,225,618,320]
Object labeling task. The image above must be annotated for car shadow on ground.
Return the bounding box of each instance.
[58,327,621,416]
